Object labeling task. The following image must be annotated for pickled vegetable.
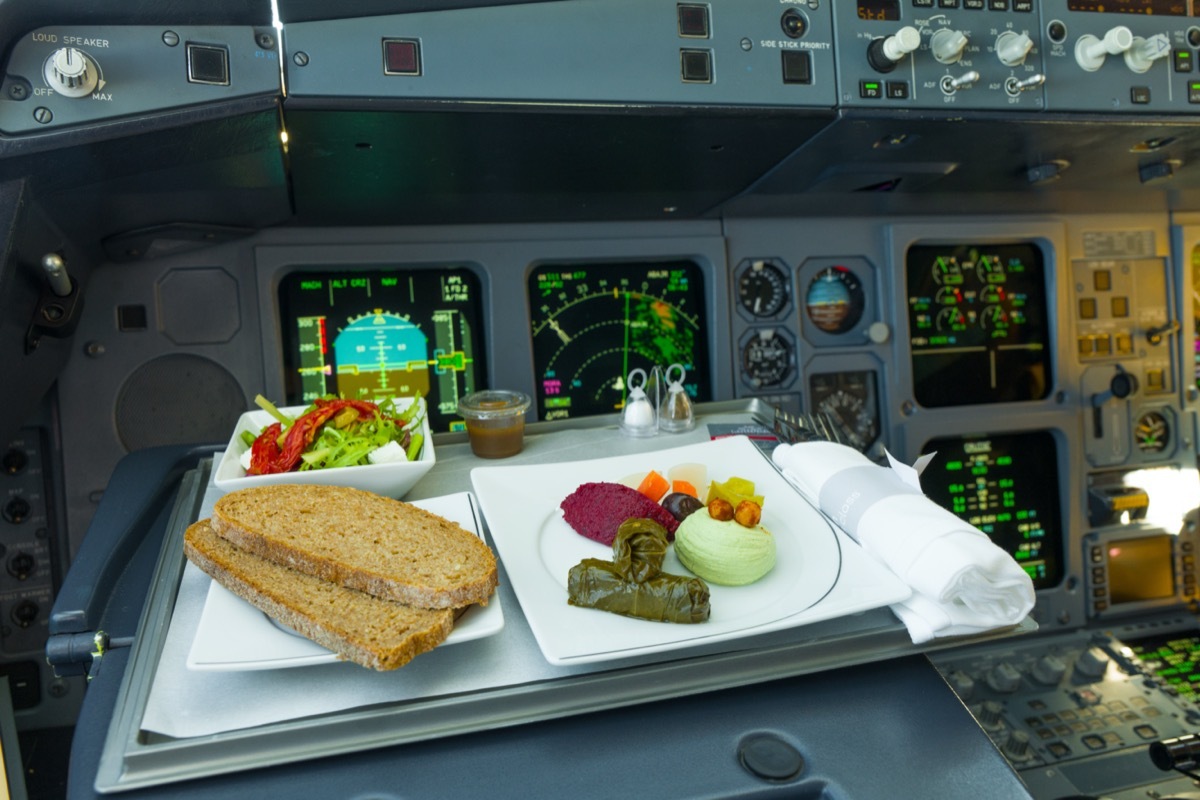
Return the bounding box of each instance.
[704,476,764,509]
[635,470,670,502]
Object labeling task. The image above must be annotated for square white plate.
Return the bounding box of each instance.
[471,435,911,666]
[186,492,503,671]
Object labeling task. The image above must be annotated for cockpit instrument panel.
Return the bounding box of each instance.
[529,260,710,421]
[906,243,1051,408]
[278,267,487,433]
[809,371,880,452]
[920,430,1064,591]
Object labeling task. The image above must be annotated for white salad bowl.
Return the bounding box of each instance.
[213,399,435,498]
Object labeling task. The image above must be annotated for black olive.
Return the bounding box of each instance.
[661,492,704,522]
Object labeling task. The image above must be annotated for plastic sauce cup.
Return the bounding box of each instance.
[457,390,532,459]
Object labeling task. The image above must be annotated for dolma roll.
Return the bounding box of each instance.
[567,518,710,623]
[610,517,669,583]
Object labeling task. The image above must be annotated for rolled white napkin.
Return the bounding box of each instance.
[771,440,1035,644]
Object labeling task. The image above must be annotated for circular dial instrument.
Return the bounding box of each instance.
[809,371,880,451]
[805,265,865,334]
[737,259,789,318]
[1135,410,1170,454]
[741,328,794,388]
[528,261,709,420]
[931,254,963,286]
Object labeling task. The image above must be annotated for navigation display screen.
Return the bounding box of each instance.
[278,267,487,433]
[906,242,1051,407]
[920,430,1064,590]
[528,260,711,421]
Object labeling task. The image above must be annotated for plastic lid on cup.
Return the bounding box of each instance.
[457,390,531,420]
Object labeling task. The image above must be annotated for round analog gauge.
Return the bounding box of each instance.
[935,286,963,306]
[980,304,1009,330]
[975,252,1006,284]
[805,266,865,334]
[809,371,880,451]
[737,260,789,318]
[936,307,967,331]
[741,328,793,388]
[931,254,963,286]
[979,284,1005,304]
[1135,410,1170,454]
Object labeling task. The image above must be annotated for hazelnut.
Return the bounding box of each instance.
[707,498,735,521]
[734,500,762,528]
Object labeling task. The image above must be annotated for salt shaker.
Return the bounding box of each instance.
[658,363,695,433]
[619,367,657,437]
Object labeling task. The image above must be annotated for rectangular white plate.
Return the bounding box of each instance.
[471,435,911,666]
[187,492,504,671]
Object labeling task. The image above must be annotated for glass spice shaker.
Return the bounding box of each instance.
[619,367,657,437]
[657,363,695,433]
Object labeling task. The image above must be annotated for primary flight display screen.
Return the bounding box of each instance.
[920,430,1064,591]
[528,260,711,421]
[906,242,1051,407]
[278,268,486,433]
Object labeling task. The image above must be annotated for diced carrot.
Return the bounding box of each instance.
[636,469,670,501]
[671,479,698,498]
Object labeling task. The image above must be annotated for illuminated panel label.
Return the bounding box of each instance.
[857,0,900,21]
[278,267,486,433]
[1067,0,1190,15]
[921,430,1064,591]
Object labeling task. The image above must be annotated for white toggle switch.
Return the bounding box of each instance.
[942,70,980,93]
[1007,73,1046,94]
[1075,26,1134,72]
[1125,33,1171,73]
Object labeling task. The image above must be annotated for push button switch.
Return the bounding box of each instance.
[681,49,713,83]
[859,80,883,99]
[186,44,230,86]
[677,4,710,38]
[383,38,421,76]
[781,51,812,84]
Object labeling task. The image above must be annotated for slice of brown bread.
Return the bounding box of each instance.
[184,520,455,671]
[210,484,498,609]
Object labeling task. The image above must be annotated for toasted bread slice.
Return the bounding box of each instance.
[210,485,498,609]
[184,520,455,671]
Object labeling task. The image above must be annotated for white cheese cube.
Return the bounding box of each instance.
[368,440,407,464]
